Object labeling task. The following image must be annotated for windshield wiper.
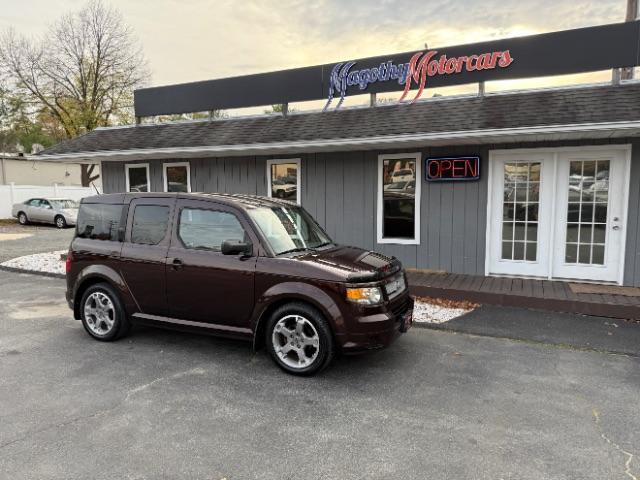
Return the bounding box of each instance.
[277,247,312,256]
[314,242,334,248]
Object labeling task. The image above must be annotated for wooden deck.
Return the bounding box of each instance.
[407,271,640,320]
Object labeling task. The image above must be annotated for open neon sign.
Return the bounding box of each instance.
[425,156,480,182]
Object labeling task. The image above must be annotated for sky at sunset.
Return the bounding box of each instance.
[0,0,631,110]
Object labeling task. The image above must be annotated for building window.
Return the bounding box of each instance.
[163,162,191,192]
[125,163,150,192]
[267,158,301,204]
[377,153,421,244]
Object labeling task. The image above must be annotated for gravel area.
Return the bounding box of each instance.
[1,250,66,275]
[413,298,474,324]
[0,222,73,262]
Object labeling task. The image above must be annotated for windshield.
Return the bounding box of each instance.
[248,205,332,255]
[50,199,79,209]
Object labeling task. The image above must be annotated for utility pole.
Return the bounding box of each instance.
[621,0,639,80]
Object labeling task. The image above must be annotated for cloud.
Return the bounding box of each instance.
[0,0,628,88]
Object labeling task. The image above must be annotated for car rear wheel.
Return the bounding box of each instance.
[55,215,67,229]
[17,212,28,225]
[266,302,335,376]
[80,283,130,341]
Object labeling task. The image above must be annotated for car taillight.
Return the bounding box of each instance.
[65,251,73,274]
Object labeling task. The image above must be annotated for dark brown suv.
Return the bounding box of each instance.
[65,193,413,375]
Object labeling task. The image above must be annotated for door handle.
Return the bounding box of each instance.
[168,257,184,270]
[612,225,621,231]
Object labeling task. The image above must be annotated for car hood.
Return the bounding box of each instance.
[292,245,402,283]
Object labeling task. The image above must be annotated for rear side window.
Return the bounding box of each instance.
[131,205,170,245]
[178,208,245,251]
[76,204,123,241]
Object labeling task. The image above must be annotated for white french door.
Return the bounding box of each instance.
[488,146,630,284]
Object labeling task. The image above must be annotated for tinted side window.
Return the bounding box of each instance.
[76,204,123,241]
[178,208,245,251]
[131,205,169,245]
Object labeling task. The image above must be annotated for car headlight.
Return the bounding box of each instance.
[346,286,383,305]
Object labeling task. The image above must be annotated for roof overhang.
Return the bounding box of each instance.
[36,121,640,163]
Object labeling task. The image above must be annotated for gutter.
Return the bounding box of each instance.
[36,120,640,162]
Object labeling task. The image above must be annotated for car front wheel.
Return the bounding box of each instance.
[266,302,335,376]
[80,283,130,341]
[17,212,28,225]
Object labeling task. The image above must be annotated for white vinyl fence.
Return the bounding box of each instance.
[0,183,99,219]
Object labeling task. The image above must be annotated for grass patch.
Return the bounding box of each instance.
[0,218,17,226]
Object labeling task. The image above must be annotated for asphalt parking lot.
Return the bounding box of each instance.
[0,222,74,262]
[0,270,639,480]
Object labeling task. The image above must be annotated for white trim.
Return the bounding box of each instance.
[36,120,640,162]
[162,161,191,193]
[266,158,302,204]
[124,163,150,193]
[377,152,421,245]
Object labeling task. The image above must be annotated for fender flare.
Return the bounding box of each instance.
[72,265,137,319]
[251,281,345,349]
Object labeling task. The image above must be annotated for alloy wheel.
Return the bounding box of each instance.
[84,292,116,336]
[271,314,320,369]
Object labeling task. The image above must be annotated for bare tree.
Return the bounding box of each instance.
[0,0,149,184]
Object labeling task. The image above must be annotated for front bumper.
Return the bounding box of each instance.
[336,294,414,354]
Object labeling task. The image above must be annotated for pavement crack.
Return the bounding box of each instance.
[593,409,638,480]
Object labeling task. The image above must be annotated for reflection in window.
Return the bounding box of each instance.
[127,165,149,192]
[501,161,540,261]
[165,164,190,192]
[178,209,245,251]
[269,162,299,202]
[565,160,609,265]
[131,205,169,245]
[76,204,123,241]
[382,157,417,240]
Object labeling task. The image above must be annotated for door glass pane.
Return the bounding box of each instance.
[131,205,169,245]
[501,161,541,261]
[178,209,245,251]
[564,160,609,265]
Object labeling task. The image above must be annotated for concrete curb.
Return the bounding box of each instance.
[0,265,65,279]
[411,319,640,358]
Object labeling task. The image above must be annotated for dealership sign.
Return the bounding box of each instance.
[324,50,514,110]
[134,21,640,117]
[425,156,480,182]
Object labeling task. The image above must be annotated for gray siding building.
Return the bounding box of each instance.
[38,82,640,286]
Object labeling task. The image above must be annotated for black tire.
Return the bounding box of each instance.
[265,302,335,376]
[17,212,28,225]
[54,215,67,229]
[79,282,131,342]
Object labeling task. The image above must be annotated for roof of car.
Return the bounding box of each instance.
[81,192,298,209]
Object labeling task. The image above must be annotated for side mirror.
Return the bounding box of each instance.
[221,239,252,256]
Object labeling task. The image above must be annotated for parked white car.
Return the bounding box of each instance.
[391,168,415,183]
[11,198,79,228]
[271,179,297,199]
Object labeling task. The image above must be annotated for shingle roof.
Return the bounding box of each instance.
[38,83,640,157]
